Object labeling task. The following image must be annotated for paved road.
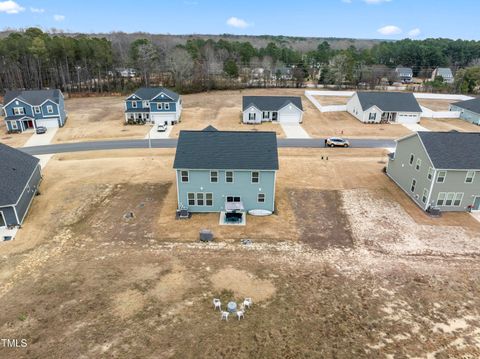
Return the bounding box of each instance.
[20,138,396,156]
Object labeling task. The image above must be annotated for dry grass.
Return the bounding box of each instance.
[314,95,350,106]
[417,99,454,111]
[420,118,480,133]
[0,121,31,147]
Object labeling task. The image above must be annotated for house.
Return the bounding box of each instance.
[346,92,422,124]
[116,68,137,78]
[387,131,480,212]
[242,96,303,124]
[173,126,279,221]
[395,67,413,83]
[0,143,42,228]
[124,87,182,125]
[431,67,454,84]
[449,98,480,125]
[272,67,293,81]
[2,89,67,132]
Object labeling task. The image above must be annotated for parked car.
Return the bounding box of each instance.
[157,124,167,132]
[326,137,349,147]
[35,126,47,134]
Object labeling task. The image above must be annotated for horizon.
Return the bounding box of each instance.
[0,0,479,41]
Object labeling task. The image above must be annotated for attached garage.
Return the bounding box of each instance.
[36,118,59,128]
[397,113,420,124]
[152,113,176,125]
[242,96,304,125]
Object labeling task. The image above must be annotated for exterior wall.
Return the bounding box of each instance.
[361,106,383,123]
[429,170,480,212]
[242,106,262,124]
[15,164,42,224]
[450,105,480,125]
[176,169,276,212]
[387,135,435,210]
[124,93,182,122]
[346,93,363,121]
[0,207,17,227]
[278,104,303,123]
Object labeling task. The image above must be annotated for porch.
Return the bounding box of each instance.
[380,112,397,123]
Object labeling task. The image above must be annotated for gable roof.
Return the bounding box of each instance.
[0,144,40,206]
[242,96,303,111]
[395,67,413,76]
[130,87,180,101]
[356,92,422,113]
[173,126,279,170]
[434,67,453,78]
[4,89,62,106]
[451,98,480,115]
[416,131,480,170]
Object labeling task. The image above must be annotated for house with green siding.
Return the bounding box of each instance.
[449,98,480,126]
[173,126,278,220]
[387,132,480,212]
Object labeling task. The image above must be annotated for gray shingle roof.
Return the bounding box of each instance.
[0,144,40,206]
[357,92,422,113]
[173,126,279,170]
[417,131,480,170]
[4,89,61,106]
[451,98,480,115]
[434,68,453,78]
[395,67,413,76]
[242,96,303,111]
[131,87,180,101]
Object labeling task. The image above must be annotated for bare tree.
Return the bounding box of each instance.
[167,48,194,91]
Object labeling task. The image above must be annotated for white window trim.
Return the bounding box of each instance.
[46,105,54,114]
[427,167,433,181]
[454,193,464,207]
[11,121,18,130]
[437,171,447,183]
[465,171,475,184]
[180,170,189,183]
[143,100,149,108]
[205,193,213,206]
[226,195,241,203]
[165,103,170,110]
[248,113,256,121]
[437,192,446,206]
[415,158,421,171]
[157,103,163,110]
[225,171,234,183]
[34,106,41,114]
[187,192,195,206]
[410,178,416,193]
[409,153,415,166]
[251,171,260,184]
[210,171,218,183]
[13,107,25,115]
[257,193,265,203]
[132,101,137,108]
[422,189,428,203]
[196,192,205,206]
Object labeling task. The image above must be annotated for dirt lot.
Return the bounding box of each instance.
[421,118,480,132]
[2,148,480,358]
[314,95,350,106]
[0,121,31,147]
[417,99,454,111]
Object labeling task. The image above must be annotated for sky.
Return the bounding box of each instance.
[0,0,478,40]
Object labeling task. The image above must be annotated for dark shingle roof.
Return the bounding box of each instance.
[131,87,180,101]
[417,131,480,170]
[4,89,61,106]
[242,96,303,111]
[396,67,413,76]
[173,126,279,170]
[0,144,40,206]
[451,98,480,115]
[357,92,422,113]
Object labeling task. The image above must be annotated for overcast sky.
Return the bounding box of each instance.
[0,0,478,40]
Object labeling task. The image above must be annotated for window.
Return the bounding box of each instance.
[225,171,234,183]
[132,101,137,108]
[251,171,259,183]
[257,193,265,203]
[368,113,377,121]
[0,212,5,228]
[415,159,421,171]
[206,193,213,206]
[181,170,189,183]
[145,113,149,119]
[437,171,446,183]
[262,111,269,119]
[210,171,218,183]
[11,121,18,130]
[445,193,455,206]
[13,107,24,115]
[437,192,446,206]
[142,100,149,108]
[409,154,415,166]
[188,193,195,206]
[226,196,241,202]
[427,167,434,181]
[248,113,256,121]
[157,103,163,110]
[165,103,170,110]
[454,193,463,206]
[465,171,475,184]
[34,106,41,114]
[410,179,416,192]
[422,189,428,203]
[196,193,204,206]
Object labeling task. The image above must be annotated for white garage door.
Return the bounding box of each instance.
[397,114,420,124]
[279,114,300,124]
[36,118,59,128]
[152,113,176,125]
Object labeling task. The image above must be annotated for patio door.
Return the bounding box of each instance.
[473,196,480,211]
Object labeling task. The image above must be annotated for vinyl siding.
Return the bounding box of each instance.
[430,170,480,211]
[14,164,42,224]
[450,105,480,125]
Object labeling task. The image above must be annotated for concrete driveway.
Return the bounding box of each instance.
[23,128,58,168]
[281,124,311,139]
[402,123,430,132]
[145,125,173,140]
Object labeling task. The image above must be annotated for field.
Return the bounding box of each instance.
[417,99,454,111]
[0,121,31,147]
[1,148,480,358]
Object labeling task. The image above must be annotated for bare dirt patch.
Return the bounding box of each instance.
[417,99,453,111]
[0,120,31,147]
[314,95,350,106]
[112,289,146,319]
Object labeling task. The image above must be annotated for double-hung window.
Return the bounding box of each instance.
[437,171,446,183]
[187,193,195,206]
[257,193,265,203]
[262,112,269,119]
[196,193,204,206]
[46,105,54,114]
[409,154,415,166]
[181,170,189,183]
[465,171,475,183]
[427,167,434,181]
[437,192,446,206]
[210,171,218,183]
[165,103,170,110]
[415,159,421,171]
[454,193,463,206]
[225,171,234,183]
[206,193,213,206]
[422,189,428,203]
[13,107,24,115]
[157,103,163,110]
[410,179,416,192]
[251,171,259,183]
[34,106,41,114]
[368,113,376,121]
[248,113,256,121]
[132,101,137,108]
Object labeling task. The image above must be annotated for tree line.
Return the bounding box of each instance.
[1,28,480,95]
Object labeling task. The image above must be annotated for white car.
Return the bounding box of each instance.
[157,124,167,132]
[326,137,350,147]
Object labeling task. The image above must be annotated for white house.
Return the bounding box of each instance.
[242,96,303,124]
[431,67,454,84]
[346,92,422,124]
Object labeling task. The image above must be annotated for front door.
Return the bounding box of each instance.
[272,112,278,121]
[473,196,480,211]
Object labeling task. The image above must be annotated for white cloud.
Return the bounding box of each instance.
[364,0,392,3]
[377,25,402,36]
[0,1,25,14]
[408,28,421,38]
[226,17,251,29]
[53,14,65,22]
[30,7,44,13]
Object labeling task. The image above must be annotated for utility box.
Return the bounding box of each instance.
[199,229,213,242]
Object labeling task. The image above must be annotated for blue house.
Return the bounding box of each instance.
[124,87,182,125]
[173,126,279,222]
[2,89,66,132]
[450,98,480,126]
[0,143,41,229]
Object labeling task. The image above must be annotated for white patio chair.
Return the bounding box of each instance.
[213,298,221,311]
[221,311,229,321]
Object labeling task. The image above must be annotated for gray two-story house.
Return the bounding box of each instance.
[124,87,182,125]
[173,126,279,220]
[2,89,66,132]
[0,143,42,229]
[387,131,480,212]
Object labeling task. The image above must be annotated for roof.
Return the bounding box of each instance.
[395,67,413,76]
[451,98,480,115]
[434,68,453,78]
[125,108,148,113]
[131,87,180,101]
[242,96,303,111]
[416,131,480,170]
[173,126,279,170]
[4,115,34,121]
[0,143,40,206]
[4,89,61,106]
[356,92,422,113]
